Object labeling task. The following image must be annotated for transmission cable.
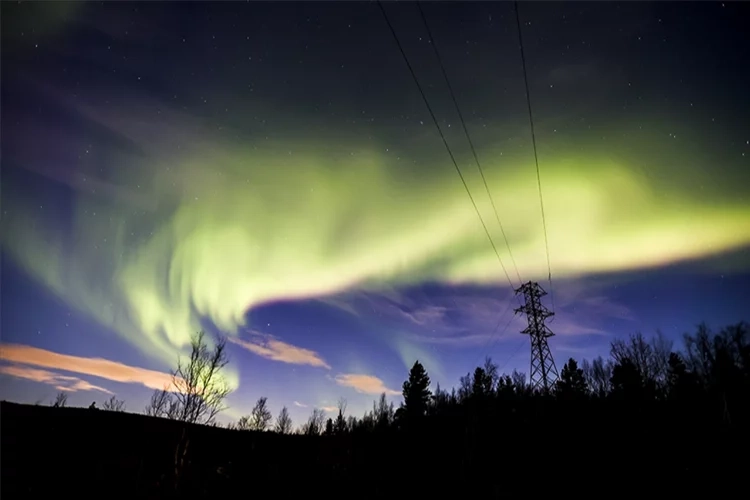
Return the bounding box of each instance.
[497,337,527,374]
[469,298,517,369]
[513,1,555,314]
[377,0,516,292]
[416,1,522,287]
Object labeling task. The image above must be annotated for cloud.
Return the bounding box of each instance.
[327,288,519,351]
[317,295,362,317]
[292,400,335,414]
[543,279,638,337]
[0,364,113,394]
[338,280,635,347]
[400,305,450,326]
[227,332,331,369]
[334,373,399,396]
[554,344,605,356]
[575,295,635,322]
[0,344,175,391]
[550,320,610,336]
[554,280,635,322]
[414,330,520,347]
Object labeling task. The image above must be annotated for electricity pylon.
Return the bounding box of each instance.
[514,281,559,391]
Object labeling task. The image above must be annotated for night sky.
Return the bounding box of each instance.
[2,1,749,425]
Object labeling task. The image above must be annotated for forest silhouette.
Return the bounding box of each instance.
[2,321,748,497]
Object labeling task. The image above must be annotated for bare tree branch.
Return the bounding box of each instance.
[103,395,126,412]
[142,331,232,426]
[274,406,293,434]
[145,386,172,417]
[52,392,68,408]
[301,408,326,435]
[171,331,231,425]
[237,396,273,431]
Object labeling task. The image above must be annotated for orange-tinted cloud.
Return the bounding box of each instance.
[228,333,331,369]
[0,364,113,394]
[321,406,337,413]
[0,343,174,390]
[334,373,399,396]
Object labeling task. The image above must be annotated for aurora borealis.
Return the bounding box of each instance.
[2,1,749,423]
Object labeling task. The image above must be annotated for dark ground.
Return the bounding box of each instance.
[1,401,746,497]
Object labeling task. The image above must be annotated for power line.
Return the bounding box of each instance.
[470,299,517,369]
[497,337,527,374]
[416,1,522,287]
[513,1,555,314]
[377,0,517,293]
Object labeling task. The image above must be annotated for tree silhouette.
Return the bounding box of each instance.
[611,357,644,401]
[324,418,334,435]
[103,395,126,412]
[144,332,231,427]
[582,356,612,397]
[430,383,454,416]
[248,396,272,431]
[52,392,68,407]
[610,332,667,397]
[372,392,394,429]
[556,358,588,399]
[144,386,179,419]
[510,370,529,396]
[274,406,293,434]
[8,320,750,495]
[334,398,348,434]
[471,365,495,399]
[496,374,516,398]
[402,360,432,423]
[457,371,472,402]
[235,415,251,431]
[171,331,231,425]
[301,408,326,435]
[137,331,233,493]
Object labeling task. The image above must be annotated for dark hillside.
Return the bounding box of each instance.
[1,400,746,497]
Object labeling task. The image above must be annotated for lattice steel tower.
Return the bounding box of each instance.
[514,281,559,391]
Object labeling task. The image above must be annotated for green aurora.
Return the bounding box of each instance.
[3,101,749,388]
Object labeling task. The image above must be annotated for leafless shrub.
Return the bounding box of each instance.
[103,395,126,412]
[274,406,293,434]
[143,331,231,426]
[52,392,68,407]
[145,386,179,418]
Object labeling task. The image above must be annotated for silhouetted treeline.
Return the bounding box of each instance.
[2,322,748,497]
[296,322,750,437]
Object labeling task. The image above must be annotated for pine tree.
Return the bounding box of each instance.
[556,358,588,399]
[334,409,347,434]
[471,366,495,399]
[666,352,699,401]
[402,360,432,422]
[324,418,334,436]
[611,358,644,400]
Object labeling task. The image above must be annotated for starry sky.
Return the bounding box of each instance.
[1,1,749,425]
